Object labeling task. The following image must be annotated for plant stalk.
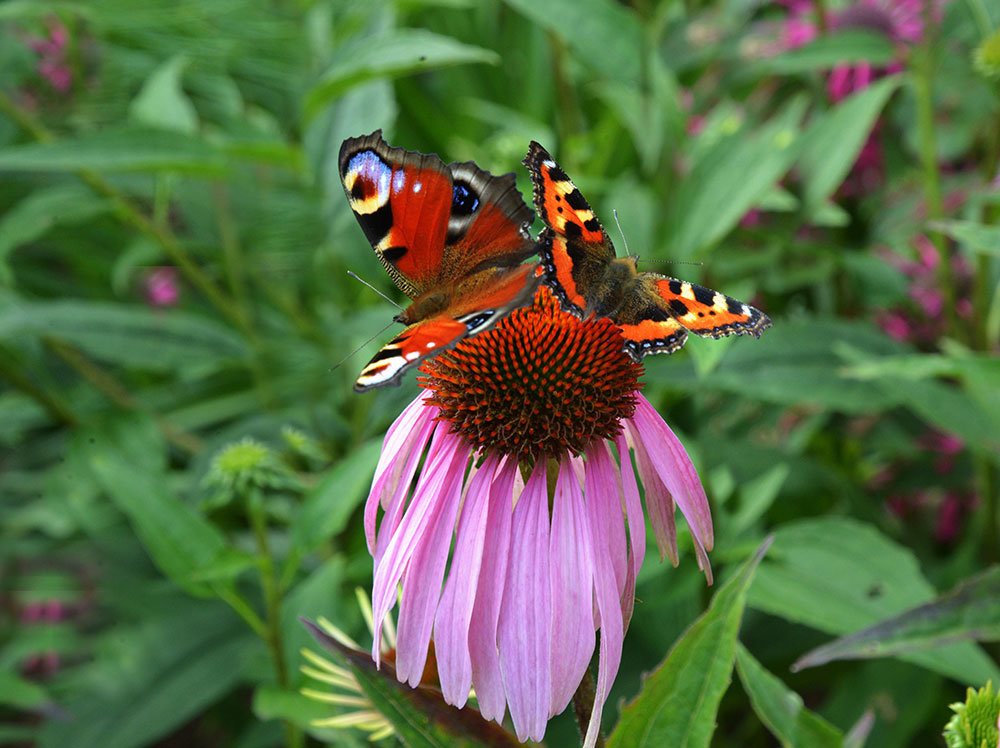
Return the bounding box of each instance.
[248,490,302,748]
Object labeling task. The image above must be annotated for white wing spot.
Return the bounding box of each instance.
[404,351,420,362]
[425,341,436,349]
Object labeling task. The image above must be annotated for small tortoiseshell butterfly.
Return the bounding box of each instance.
[340,131,540,391]
[523,143,772,359]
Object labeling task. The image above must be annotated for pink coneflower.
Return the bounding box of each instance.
[364,286,713,745]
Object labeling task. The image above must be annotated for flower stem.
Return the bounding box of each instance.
[912,2,958,338]
[572,669,605,748]
[248,490,302,748]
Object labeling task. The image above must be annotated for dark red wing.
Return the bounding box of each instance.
[340,131,536,299]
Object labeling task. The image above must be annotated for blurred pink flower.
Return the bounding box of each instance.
[28,19,72,94]
[144,267,181,307]
[876,236,972,346]
[364,289,713,745]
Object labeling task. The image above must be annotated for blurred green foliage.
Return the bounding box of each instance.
[1,0,999,746]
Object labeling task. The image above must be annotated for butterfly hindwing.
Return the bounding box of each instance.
[644,276,772,339]
[354,264,540,391]
[522,141,772,360]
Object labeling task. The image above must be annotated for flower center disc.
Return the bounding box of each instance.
[419,286,642,459]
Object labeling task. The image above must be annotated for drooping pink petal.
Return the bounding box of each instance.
[547,457,595,717]
[395,434,469,686]
[468,457,518,722]
[615,433,646,628]
[583,442,626,748]
[365,393,435,551]
[433,453,502,706]
[625,424,678,565]
[586,441,628,605]
[369,413,438,561]
[498,461,552,742]
[630,394,714,564]
[370,424,466,665]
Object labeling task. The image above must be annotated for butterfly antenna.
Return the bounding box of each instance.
[612,209,630,257]
[347,271,403,310]
[636,258,705,267]
[330,318,398,373]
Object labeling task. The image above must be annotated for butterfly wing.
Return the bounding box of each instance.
[354,263,541,391]
[523,142,614,316]
[340,131,536,298]
[610,275,770,361]
[340,132,541,391]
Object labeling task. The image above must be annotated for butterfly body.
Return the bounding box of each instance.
[340,131,540,391]
[524,142,771,359]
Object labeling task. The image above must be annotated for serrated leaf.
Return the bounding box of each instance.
[0,299,248,370]
[736,644,844,748]
[305,29,499,121]
[798,76,901,214]
[794,566,1000,670]
[0,128,226,174]
[607,539,772,748]
[290,439,382,552]
[748,517,1000,685]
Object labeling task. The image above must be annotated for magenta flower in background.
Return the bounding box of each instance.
[28,19,73,94]
[364,287,713,745]
[144,267,181,308]
[875,236,972,345]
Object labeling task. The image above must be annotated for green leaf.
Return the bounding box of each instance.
[303,619,520,748]
[0,128,226,174]
[290,439,382,552]
[37,598,255,748]
[305,29,499,120]
[794,566,1000,670]
[0,299,248,370]
[76,415,234,596]
[607,539,772,748]
[503,0,642,83]
[128,55,199,134]
[665,98,805,258]
[282,559,346,683]
[0,184,110,283]
[930,219,1000,256]
[0,670,48,710]
[661,319,905,412]
[735,644,844,748]
[252,685,331,731]
[797,76,901,215]
[748,517,1000,685]
[756,30,896,74]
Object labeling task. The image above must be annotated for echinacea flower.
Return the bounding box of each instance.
[365,286,713,745]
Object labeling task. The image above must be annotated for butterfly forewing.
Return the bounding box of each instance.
[340,131,540,391]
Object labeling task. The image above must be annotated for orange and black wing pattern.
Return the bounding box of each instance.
[522,142,614,316]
